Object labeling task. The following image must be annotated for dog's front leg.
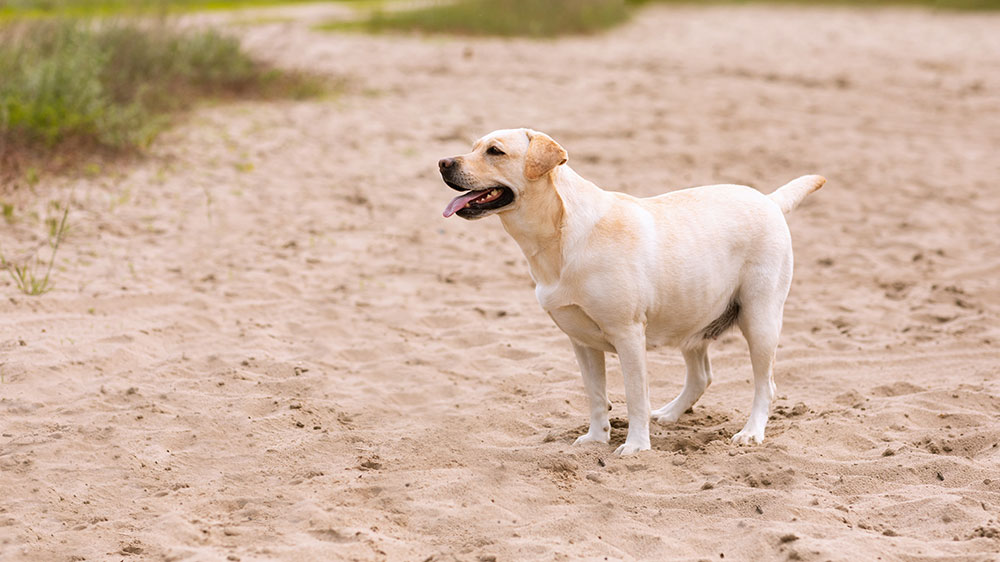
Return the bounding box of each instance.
[609,325,651,456]
[570,341,610,445]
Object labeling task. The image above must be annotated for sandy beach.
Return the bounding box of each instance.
[2,3,999,560]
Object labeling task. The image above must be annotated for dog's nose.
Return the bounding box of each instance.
[438,157,455,170]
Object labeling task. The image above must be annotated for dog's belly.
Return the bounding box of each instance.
[548,305,616,353]
[644,313,710,348]
[549,305,697,352]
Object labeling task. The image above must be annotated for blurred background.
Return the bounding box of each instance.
[1,0,996,183]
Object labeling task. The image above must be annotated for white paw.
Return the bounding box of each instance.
[653,411,682,425]
[731,428,765,445]
[613,439,650,456]
[651,401,688,423]
[573,431,610,446]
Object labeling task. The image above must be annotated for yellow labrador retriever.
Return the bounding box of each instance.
[439,128,824,455]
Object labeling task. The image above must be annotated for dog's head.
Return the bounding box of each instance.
[439,128,567,219]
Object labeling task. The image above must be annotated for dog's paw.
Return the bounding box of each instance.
[651,401,688,423]
[653,411,682,425]
[573,431,610,446]
[731,428,765,445]
[613,439,650,456]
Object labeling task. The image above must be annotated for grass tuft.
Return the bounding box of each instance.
[1,201,70,296]
[322,0,631,37]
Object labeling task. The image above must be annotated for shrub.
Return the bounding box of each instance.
[0,18,321,173]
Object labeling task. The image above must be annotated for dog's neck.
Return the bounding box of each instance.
[499,166,603,286]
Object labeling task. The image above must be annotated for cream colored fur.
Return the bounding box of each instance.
[439,128,824,455]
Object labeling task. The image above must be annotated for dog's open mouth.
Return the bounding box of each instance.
[442,186,515,218]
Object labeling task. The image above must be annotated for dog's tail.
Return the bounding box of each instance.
[768,175,826,214]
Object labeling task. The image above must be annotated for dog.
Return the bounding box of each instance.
[439,128,824,455]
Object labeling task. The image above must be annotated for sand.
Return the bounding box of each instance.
[2,3,999,561]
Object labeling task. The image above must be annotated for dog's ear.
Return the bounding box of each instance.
[524,131,568,181]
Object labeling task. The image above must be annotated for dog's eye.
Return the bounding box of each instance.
[486,146,505,156]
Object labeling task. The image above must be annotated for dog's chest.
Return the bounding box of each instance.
[534,282,564,311]
[536,283,615,352]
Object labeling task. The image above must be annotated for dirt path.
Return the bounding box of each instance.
[2,4,999,560]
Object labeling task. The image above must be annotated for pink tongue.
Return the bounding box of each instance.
[443,190,487,217]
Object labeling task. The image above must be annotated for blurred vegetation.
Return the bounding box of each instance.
[627,0,1000,9]
[0,17,323,181]
[0,0,336,20]
[325,0,1000,38]
[328,0,1000,37]
[320,0,630,37]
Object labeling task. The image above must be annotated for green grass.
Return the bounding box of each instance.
[0,18,323,179]
[320,0,631,37]
[0,0,339,20]
[321,0,998,39]
[625,0,1000,9]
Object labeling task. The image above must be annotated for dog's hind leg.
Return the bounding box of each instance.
[652,344,711,424]
[570,341,611,445]
[731,290,786,445]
